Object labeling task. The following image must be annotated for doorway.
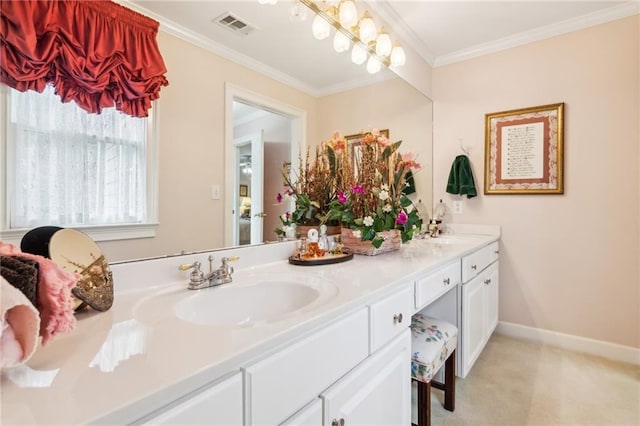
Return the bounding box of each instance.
[224,84,306,247]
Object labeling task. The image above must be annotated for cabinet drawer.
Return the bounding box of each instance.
[488,241,500,264]
[245,308,369,425]
[462,242,498,282]
[415,260,460,310]
[369,284,413,353]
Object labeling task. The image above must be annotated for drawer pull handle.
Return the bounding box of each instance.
[393,313,404,324]
[443,277,450,285]
[484,278,491,285]
[471,264,477,270]
[332,418,345,426]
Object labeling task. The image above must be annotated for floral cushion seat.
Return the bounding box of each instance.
[411,313,458,382]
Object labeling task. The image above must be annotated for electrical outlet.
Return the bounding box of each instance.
[211,185,221,200]
[453,200,463,214]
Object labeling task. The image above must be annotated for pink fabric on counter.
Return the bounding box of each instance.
[0,242,79,345]
[1,277,41,368]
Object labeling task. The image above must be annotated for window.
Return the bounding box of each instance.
[1,85,158,242]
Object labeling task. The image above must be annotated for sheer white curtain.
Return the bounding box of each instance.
[8,86,148,228]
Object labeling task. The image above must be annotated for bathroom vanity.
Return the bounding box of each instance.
[0,227,499,425]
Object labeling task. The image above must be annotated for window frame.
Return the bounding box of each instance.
[0,85,159,245]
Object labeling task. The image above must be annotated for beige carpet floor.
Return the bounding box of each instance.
[429,334,640,425]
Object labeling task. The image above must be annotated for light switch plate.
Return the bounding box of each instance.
[453,200,463,214]
[211,184,221,200]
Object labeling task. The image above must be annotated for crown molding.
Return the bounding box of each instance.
[364,0,437,67]
[117,0,325,98]
[434,1,640,67]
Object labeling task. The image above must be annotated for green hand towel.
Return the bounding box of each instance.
[446,155,477,198]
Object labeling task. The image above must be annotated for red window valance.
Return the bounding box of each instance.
[0,0,169,117]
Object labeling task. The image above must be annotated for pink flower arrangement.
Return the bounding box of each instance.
[325,129,423,248]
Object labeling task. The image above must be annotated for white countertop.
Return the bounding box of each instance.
[1,231,498,425]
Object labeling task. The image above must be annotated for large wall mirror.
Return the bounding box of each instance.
[94,1,434,261]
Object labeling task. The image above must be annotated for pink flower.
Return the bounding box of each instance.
[338,190,347,204]
[352,185,365,194]
[276,193,283,203]
[377,135,391,147]
[396,210,408,225]
[401,152,422,170]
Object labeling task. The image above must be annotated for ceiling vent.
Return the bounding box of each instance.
[214,12,255,36]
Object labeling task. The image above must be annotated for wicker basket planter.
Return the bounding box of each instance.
[340,228,402,256]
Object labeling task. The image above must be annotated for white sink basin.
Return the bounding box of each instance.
[175,281,320,326]
[133,274,338,327]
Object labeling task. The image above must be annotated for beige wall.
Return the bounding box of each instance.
[432,16,639,348]
[316,78,434,212]
[99,31,317,261]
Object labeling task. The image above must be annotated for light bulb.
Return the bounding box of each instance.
[333,31,350,53]
[358,12,376,44]
[351,43,367,65]
[312,14,330,40]
[366,56,381,74]
[289,3,308,21]
[375,31,392,57]
[390,44,406,66]
[338,0,358,29]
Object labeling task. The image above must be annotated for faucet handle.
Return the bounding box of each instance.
[221,256,239,275]
[178,261,204,285]
[178,261,200,271]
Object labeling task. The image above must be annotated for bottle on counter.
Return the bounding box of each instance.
[318,224,329,251]
[428,219,440,238]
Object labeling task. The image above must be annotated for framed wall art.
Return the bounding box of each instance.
[239,184,248,197]
[346,129,389,174]
[484,103,564,194]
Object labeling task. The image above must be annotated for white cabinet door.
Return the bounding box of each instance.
[321,330,411,426]
[245,309,369,425]
[281,399,323,426]
[485,262,499,337]
[461,260,500,378]
[143,372,243,425]
[461,273,486,378]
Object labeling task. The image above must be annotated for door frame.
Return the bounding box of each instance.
[224,83,307,247]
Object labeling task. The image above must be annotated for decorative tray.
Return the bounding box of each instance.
[289,249,354,266]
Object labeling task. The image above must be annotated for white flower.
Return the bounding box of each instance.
[280,213,288,221]
[383,203,392,213]
[381,184,389,191]
[378,190,389,201]
[363,215,374,227]
[352,229,362,238]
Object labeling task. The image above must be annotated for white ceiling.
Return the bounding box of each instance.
[125,1,638,96]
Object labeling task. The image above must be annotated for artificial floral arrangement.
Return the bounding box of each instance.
[276,129,422,250]
[323,129,422,249]
[275,132,350,232]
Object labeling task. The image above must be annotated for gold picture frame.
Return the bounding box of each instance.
[484,103,564,194]
[346,129,389,172]
[239,184,248,197]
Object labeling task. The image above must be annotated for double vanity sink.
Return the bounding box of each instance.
[1,229,500,425]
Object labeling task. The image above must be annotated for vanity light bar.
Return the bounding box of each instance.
[298,0,399,69]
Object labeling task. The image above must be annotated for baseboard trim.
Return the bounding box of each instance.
[496,321,640,366]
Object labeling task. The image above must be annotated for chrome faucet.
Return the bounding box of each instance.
[179,255,239,290]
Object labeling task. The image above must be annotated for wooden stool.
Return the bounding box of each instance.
[411,313,458,426]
